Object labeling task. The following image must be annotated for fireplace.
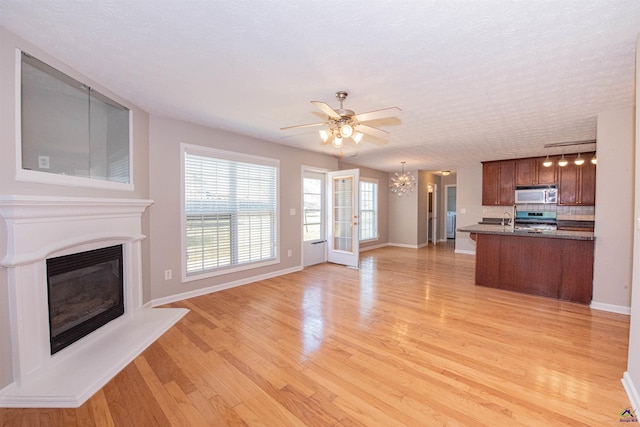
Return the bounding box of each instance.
[47,245,125,354]
[0,195,188,408]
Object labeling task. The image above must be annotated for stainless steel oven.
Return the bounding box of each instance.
[514,210,557,230]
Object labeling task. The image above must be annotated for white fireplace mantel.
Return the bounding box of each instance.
[0,195,188,408]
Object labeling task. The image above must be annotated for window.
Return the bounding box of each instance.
[19,50,131,189]
[182,144,278,279]
[359,179,378,241]
[303,177,322,241]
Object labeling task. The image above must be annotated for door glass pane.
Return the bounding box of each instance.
[303,178,322,241]
[333,176,353,253]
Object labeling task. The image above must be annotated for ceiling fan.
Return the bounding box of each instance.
[280,91,402,148]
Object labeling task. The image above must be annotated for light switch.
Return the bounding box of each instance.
[290,208,296,216]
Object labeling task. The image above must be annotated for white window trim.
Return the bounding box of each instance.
[14,48,134,191]
[359,178,379,242]
[180,143,280,282]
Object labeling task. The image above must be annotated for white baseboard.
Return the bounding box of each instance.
[151,266,303,307]
[455,249,475,255]
[388,243,420,249]
[360,242,389,252]
[590,301,631,315]
[622,372,640,412]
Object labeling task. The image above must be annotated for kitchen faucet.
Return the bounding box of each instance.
[502,205,516,230]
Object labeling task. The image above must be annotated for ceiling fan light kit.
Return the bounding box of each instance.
[281,91,401,149]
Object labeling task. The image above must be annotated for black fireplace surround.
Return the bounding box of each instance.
[46,245,125,354]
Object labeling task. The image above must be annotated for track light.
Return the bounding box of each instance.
[574,152,585,165]
[558,153,568,167]
[591,154,597,165]
[543,155,553,167]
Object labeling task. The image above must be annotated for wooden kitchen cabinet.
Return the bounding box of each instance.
[474,233,593,304]
[557,153,596,206]
[515,157,556,186]
[482,160,515,206]
[483,153,595,207]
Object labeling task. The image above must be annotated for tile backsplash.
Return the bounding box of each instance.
[482,204,595,221]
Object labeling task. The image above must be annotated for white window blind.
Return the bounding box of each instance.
[183,145,278,277]
[359,180,378,241]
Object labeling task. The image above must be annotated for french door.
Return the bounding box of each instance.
[327,169,359,268]
[302,170,327,267]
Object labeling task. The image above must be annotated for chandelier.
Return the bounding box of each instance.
[390,162,416,196]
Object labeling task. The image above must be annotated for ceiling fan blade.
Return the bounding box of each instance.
[280,121,328,131]
[355,124,390,139]
[353,107,402,122]
[311,101,341,119]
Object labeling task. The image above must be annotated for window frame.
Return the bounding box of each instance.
[15,49,134,191]
[359,178,379,242]
[181,143,280,282]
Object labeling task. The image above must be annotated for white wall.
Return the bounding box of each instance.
[388,169,419,246]
[454,163,483,254]
[148,116,338,302]
[622,32,640,413]
[592,109,634,312]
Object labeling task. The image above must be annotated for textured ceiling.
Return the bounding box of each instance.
[2,1,639,173]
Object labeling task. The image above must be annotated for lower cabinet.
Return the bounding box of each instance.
[474,234,593,304]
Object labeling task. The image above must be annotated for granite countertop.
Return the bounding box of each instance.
[457,223,595,241]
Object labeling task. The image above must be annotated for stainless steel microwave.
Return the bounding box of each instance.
[515,185,557,204]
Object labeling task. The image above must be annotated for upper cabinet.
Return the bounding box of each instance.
[557,154,596,206]
[483,152,595,207]
[515,157,556,186]
[482,160,515,206]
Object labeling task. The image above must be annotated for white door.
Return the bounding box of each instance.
[327,169,359,268]
[302,170,327,267]
[430,184,438,245]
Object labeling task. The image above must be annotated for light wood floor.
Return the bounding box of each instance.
[0,243,631,426]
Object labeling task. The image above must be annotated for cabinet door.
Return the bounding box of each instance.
[498,161,515,205]
[536,159,557,185]
[515,158,536,186]
[482,162,500,205]
[558,162,579,205]
[579,161,596,205]
[560,240,594,304]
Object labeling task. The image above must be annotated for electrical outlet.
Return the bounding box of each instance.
[164,269,172,280]
[38,155,50,169]
[287,249,292,257]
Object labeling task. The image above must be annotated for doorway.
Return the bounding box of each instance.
[301,167,360,269]
[427,184,438,245]
[445,185,457,239]
[302,169,327,267]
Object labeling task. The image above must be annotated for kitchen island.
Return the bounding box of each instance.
[458,224,595,304]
